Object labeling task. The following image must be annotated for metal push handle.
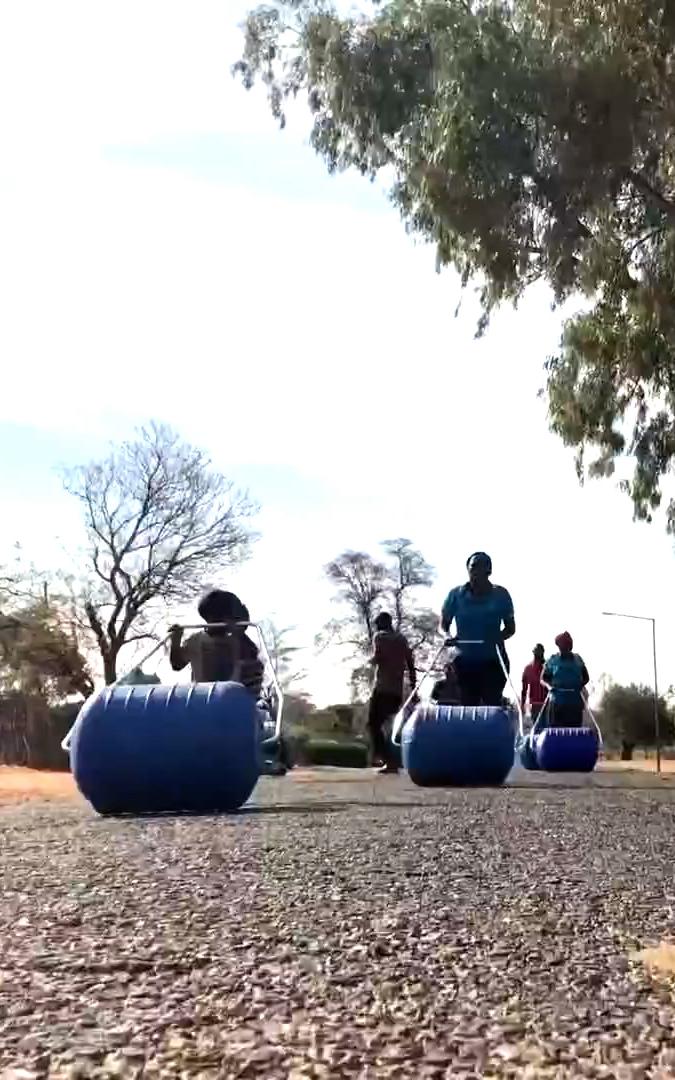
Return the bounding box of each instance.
[390,640,445,747]
[494,645,525,738]
[391,638,492,746]
[529,687,603,746]
[528,690,551,740]
[61,620,284,752]
[391,638,525,746]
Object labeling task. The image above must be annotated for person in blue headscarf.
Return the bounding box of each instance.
[440,552,515,706]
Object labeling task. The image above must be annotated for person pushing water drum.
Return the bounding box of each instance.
[390,552,517,787]
[540,632,590,728]
[440,552,516,706]
[521,643,547,726]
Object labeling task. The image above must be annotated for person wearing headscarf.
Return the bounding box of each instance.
[440,552,515,706]
[521,643,547,724]
[541,632,590,727]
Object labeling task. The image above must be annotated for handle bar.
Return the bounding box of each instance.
[528,690,603,746]
[391,639,525,746]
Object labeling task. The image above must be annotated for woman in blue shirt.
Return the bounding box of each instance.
[440,552,516,706]
[541,631,589,727]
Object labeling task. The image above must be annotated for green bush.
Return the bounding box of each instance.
[301,737,368,769]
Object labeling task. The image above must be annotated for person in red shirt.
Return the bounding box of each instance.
[368,612,416,775]
[521,643,547,724]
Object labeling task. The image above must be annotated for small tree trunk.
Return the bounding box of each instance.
[620,741,635,761]
[103,653,118,685]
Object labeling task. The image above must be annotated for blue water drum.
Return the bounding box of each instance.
[534,727,599,773]
[401,705,515,787]
[69,681,261,815]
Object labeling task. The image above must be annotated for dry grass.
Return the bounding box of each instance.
[634,942,675,977]
[2,757,674,809]
[0,766,80,805]
[601,757,675,775]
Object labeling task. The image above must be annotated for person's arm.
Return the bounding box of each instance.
[238,633,265,697]
[579,659,590,687]
[370,631,382,666]
[244,657,265,698]
[541,661,553,690]
[440,590,456,635]
[169,626,189,671]
[500,589,516,642]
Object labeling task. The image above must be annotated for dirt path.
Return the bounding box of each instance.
[3,768,675,1076]
[2,758,675,809]
[0,766,80,805]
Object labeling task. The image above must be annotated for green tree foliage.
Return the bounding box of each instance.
[64,423,256,683]
[599,682,674,759]
[236,0,675,527]
[0,601,94,703]
[320,539,437,696]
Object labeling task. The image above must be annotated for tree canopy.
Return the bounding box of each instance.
[598,681,674,758]
[0,556,94,703]
[0,600,94,703]
[236,0,675,528]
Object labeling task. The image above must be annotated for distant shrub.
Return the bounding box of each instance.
[301,737,368,769]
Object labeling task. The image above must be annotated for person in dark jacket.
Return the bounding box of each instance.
[368,611,416,775]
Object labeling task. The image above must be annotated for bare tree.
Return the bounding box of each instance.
[63,423,257,683]
[259,619,305,691]
[323,551,390,653]
[321,542,438,698]
[382,538,434,630]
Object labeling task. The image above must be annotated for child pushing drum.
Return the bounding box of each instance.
[169,589,264,695]
[169,590,291,773]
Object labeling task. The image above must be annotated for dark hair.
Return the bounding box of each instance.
[466,551,492,574]
[375,612,393,631]
[198,590,248,623]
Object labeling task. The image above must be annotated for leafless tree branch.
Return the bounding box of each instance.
[63,422,258,682]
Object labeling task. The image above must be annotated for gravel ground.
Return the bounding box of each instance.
[2,767,675,1079]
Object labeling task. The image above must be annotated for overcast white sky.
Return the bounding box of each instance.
[0,0,673,705]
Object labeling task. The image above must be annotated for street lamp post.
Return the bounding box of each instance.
[602,611,660,774]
